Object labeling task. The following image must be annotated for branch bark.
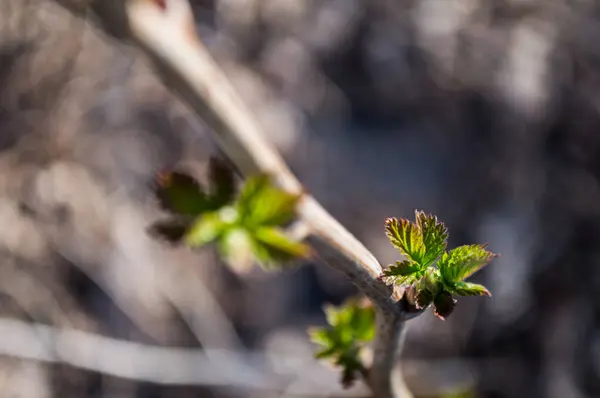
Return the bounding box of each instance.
[54,0,421,396]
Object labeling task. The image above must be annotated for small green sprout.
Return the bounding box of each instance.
[383,210,497,320]
[308,298,375,388]
[148,156,311,272]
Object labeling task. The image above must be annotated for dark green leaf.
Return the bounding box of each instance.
[153,170,214,215]
[453,281,491,297]
[437,244,497,284]
[207,156,236,207]
[339,352,364,389]
[147,218,190,243]
[415,210,448,266]
[385,217,425,264]
[251,227,310,268]
[433,291,457,320]
[340,365,358,389]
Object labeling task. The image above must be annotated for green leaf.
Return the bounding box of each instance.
[385,217,426,264]
[323,305,343,333]
[309,298,375,389]
[185,211,227,247]
[153,170,214,215]
[417,267,440,292]
[433,290,457,320]
[237,175,300,227]
[309,328,334,347]
[218,228,255,272]
[453,281,491,297]
[382,260,421,285]
[207,156,236,207]
[415,210,448,266]
[437,244,497,284]
[383,260,421,277]
[347,301,376,342]
[251,227,311,268]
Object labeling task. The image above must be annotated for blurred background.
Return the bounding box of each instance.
[1,0,599,397]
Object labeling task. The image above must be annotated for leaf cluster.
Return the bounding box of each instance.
[383,210,497,320]
[148,157,310,271]
[309,298,375,388]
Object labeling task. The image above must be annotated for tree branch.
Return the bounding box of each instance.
[54,0,420,396]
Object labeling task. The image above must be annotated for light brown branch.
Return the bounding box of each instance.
[0,318,490,397]
[0,318,367,395]
[54,1,418,396]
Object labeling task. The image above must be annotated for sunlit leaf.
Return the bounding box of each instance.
[437,244,497,284]
[415,210,448,266]
[237,174,300,227]
[218,228,255,273]
[251,227,311,268]
[385,217,425,264]
[452,281,491,297]
[185,211,228,247]
[382,260,421,285]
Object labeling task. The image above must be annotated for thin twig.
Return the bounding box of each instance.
[54,1,418,396]
[0,318,494,397]
[0,318,368,395]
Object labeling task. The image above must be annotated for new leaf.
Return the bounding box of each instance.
[453,281,491,297]
[237,174,300,227]
[437,244,496,285]
[385,211,449,269]
[185,211,228,247]
[309,298,375,388]
[251,227,311,268]
[415,210,448,266]
[382,260,422,285]
[385,217,426,265]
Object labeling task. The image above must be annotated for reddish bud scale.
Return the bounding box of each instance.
[156,170,173,186]
[154,0,167,11]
